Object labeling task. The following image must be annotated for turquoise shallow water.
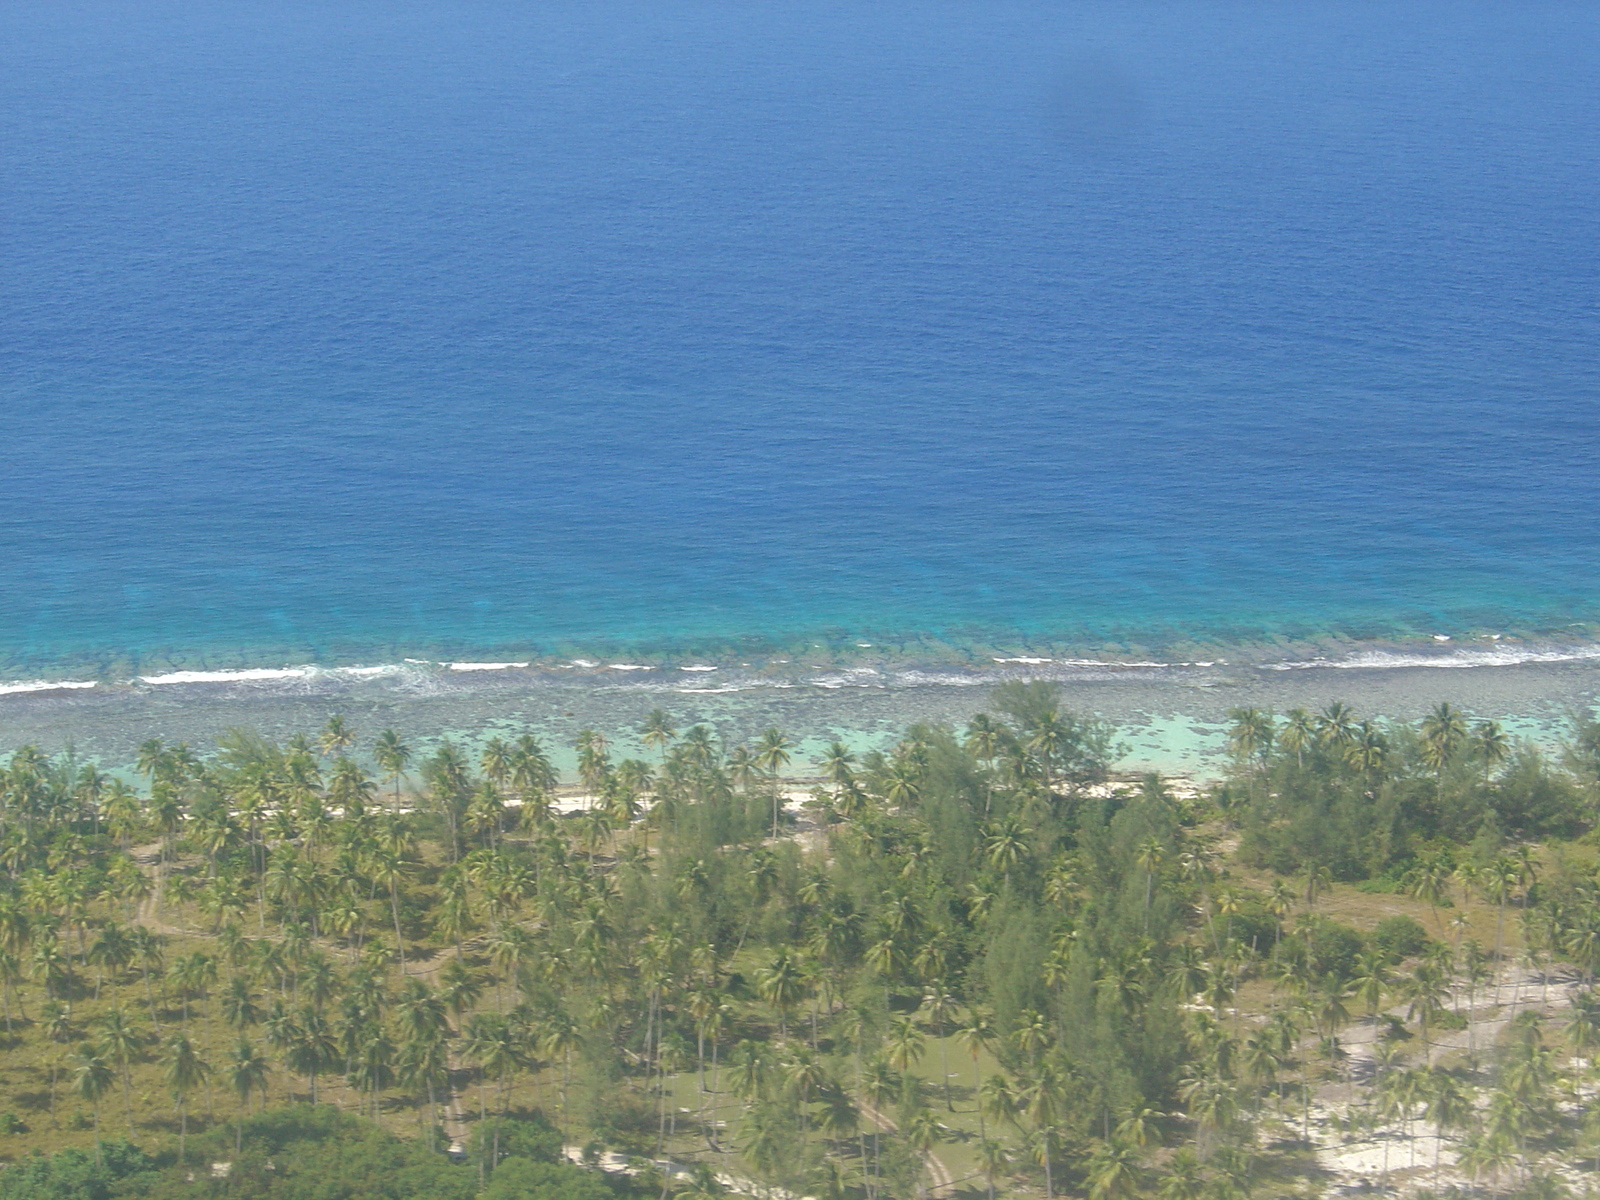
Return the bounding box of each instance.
[3,0,1598,680]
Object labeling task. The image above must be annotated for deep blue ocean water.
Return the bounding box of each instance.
[3,0,1599,677]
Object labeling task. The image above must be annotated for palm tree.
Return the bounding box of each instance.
[70,1048,115,1162]
[1086,1138,1143,1200]
[1156,1149,1205,1200]
[902,1103,949,1195]
[1423,1066,1472,1187]
[1126,837,1165,934]
[957,1011,999,1134]
[1303,864,1332,911]
[754,948,807,1039]
[478,736,512,792]
[510,734,556,822]
[982,816,1029,875]
[1225,707,1274,781]
[462,1012,525,1175]
[367,827,413,974]
[755,728,793,838]
[396,1028,450,1137]
[1351,950,1392,1023]
[574,730,611,796]
[641,709,677,763]
[1420,701,1468,788]
[349,1026,396,1120]
[1016,1062,1066,1197]
[374,729,412,812]
[227,1037,269,1153]
[319,714,355,758]
[1472,719,1510,787]
[1406,850,1455,935]
[129,925,167,1032]
[93,1008,147,1134]
[886,1016,926,1073]
[1315,702,1359,750]
[287,1009,336,1103]
[1276,707,1315,767]
[1025,710,1076,799]
[1401,961,1451,1061]
[1481,855,1523,998]
[162,1032,211,1162]
[918,988,958,1110]
[1346,721,1390,780]
[221,974,261,1030]
[976,1136,1011,1200]
[88,922,133,1002]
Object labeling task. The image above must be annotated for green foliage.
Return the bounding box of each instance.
[9,688,1599,1200]
[0,1141,156,1200]
[1278,918,1365,980]
[1369,915,1431,962]
[467,1112,563,1167]
[478,1158,611,1200]
[1493,747,1586,838]
[0,1108,615,1200]
[1233,703,1589,878]
[159,1105,477,1200]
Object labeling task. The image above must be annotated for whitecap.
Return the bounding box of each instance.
[605,663,653,671]
[140,668,310,685]
[993,656,1178,669]
[895,671,991,687]
[0,679,98,695]
[447,662,530,672]
[679,665,718,672]
[570,659,598,668]
[1050,658,1175,668]
[1261,645,1600,671]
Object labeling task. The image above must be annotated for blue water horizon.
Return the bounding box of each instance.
[3,0,1598,680]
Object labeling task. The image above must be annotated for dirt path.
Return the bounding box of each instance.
[129,842,190,937]
[858,1099,956,1197]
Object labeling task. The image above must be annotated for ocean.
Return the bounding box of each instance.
[3,0,1599,691]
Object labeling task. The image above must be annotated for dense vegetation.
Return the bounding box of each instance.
[1,686,1599,1199]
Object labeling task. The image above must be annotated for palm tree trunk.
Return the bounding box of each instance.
[390,882,406,976]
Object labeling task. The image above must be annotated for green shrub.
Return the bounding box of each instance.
[0,1140,156,1200]
[468,1111,563,1169]
[1276,917,1366,982]
[478,1158,612,1200]
[1370,915,1430,962]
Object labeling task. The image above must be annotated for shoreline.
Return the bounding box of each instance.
[1,638,1596,781]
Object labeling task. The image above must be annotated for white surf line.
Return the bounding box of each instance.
[139,667,311,684]
[1263,643,1600,670]
[0,679,98,695]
